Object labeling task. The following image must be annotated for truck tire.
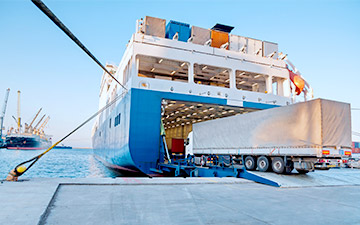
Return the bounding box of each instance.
[272,157,285,174]
[257,156,270,172]
[296,169,309,174]
[244,156,256,171]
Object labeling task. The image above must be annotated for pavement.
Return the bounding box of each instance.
[1,169,360,225]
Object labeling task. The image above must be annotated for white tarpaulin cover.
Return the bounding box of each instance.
[193,99,351,151]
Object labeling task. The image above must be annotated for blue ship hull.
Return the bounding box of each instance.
[92,88,276,175]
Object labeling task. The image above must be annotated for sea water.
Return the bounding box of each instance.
[0,148,121,179]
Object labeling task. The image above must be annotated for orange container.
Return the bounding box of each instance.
[211,30,229,49]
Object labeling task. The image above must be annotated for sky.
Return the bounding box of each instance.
[0,0,359,147]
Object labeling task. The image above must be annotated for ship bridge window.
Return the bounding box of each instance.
[137,55,188,82]
[236,70,266,93]
[194,64,230,88]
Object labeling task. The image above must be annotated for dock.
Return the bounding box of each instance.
[1,169,360,225]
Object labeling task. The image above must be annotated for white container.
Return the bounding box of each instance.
[247,38,263,56]
[191,26,211,45]
[141,16,166,38]
[229,34,247,52]
[263,41,278,59]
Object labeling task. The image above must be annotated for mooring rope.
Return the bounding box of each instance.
[6,92,125,180]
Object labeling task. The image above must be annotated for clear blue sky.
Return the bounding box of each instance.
[0,0,359,147]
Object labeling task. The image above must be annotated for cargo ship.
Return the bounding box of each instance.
[5,91,52,150]
[92,16,351,176]
[6,133,51,150]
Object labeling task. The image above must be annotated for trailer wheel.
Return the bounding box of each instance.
[244,156,256,171]
[257,156,270,172]
[296,169,309,174]
[272,157,285,174]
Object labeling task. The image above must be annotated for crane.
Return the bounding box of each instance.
[0,88,10,146]
[25,108,42,133]
[38,116,50,135]
[17,90,21,133]
[33,114,45,134]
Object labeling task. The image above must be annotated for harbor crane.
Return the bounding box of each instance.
[37,116,50,135]
[25,108,42,133]
[17,90,21,133]
[33,114,45,134]
[0,88,10,146]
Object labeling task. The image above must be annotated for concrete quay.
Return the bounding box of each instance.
[1,170,360,225]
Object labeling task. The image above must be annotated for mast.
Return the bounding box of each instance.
[0,88,10,139]
[17,90,21,133]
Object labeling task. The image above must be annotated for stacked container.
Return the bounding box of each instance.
[229,34,247,52]
[210,30,229,49]
[190,26,211,45]
[263,41,278,59]
[141,16,166,38]
[165,20,191,42]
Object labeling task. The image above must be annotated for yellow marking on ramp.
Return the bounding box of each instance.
[199,177,218,183]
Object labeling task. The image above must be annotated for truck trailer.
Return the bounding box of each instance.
[185,98,352,174]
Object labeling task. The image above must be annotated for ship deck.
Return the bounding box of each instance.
[1,169,360,225]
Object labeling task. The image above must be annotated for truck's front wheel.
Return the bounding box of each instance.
[272,157,285,174]
[244,156,257,171]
